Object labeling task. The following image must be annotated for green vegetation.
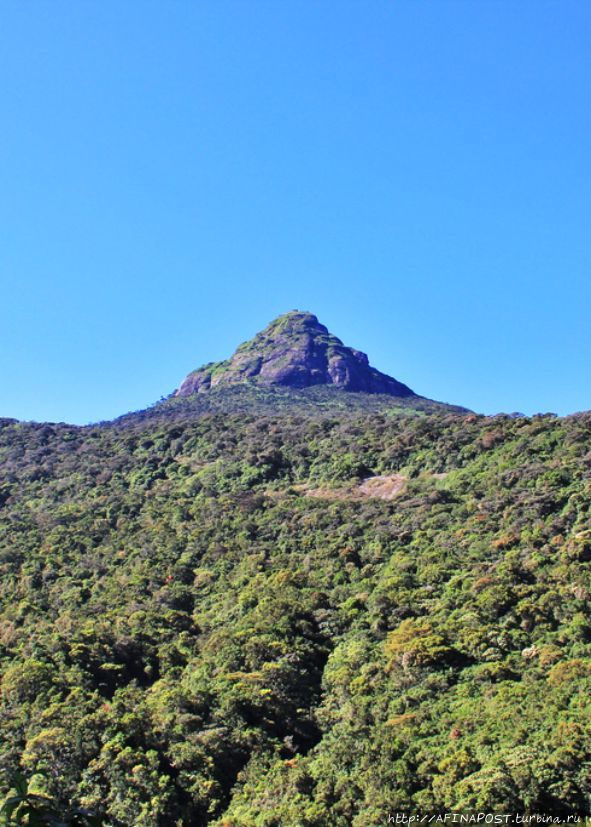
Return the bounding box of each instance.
[0,772,105,825]
[123,384,466,426]
[0,392,589,824]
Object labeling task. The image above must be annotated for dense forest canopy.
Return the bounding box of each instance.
[0,388,590,824]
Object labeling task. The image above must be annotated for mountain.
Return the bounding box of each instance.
[176,310,416,397]
[1,319,590,825]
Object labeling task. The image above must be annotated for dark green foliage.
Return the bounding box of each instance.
[0,395,590,824]
[0,771,105,825]
[118,384,467,427]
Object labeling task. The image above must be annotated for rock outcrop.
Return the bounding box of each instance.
[176,310,415,398]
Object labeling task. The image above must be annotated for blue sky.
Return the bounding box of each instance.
[1,1,590,423]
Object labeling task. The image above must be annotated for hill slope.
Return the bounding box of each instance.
[1,406,591,824]
[120,384,468,427]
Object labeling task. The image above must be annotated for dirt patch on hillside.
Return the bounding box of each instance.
[357,474,406,500]
[297,473,406,502]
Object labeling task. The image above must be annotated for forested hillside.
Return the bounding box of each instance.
[1,396,590,824]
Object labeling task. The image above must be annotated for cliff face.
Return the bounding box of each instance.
[176,310,415,397]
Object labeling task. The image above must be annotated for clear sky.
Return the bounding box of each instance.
[1,1,590,423]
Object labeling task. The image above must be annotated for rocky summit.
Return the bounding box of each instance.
[176,310,415,397]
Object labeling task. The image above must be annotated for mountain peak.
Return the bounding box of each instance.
[176,311,415,397]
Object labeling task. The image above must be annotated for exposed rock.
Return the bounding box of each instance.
[176,310,415,397]
[297,473,407,502]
